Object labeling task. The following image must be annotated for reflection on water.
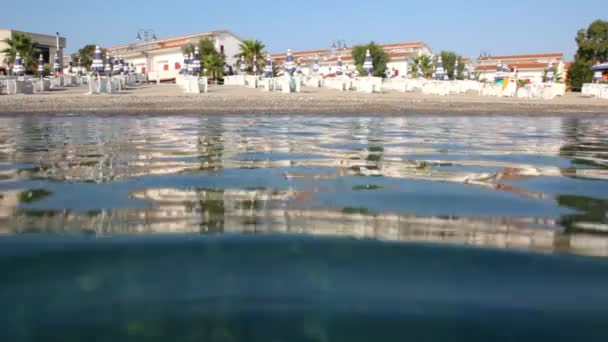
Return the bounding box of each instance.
[1,115,608,256]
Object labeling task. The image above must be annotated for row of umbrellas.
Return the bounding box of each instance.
[495,61,558,83]
[91,45,136,75]
[180,47,201,75]
[9,51,66,76]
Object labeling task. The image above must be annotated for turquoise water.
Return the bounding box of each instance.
[1,114,608,340]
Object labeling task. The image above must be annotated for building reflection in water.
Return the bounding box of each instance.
[0,115,607,256]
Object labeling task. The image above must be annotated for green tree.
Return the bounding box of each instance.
[351,42,389,77]
[71,44,97,69]
[182,38,218,57]
[1,32,39,73]
[568,20,608,90]
[412,55,433,78]
[234,39,266,74]
[202,53,226,83]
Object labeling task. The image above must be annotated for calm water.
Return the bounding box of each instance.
[1,114,608,340]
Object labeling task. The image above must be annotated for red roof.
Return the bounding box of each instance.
[475,62,551,71]
[478,53,563,61]
[271,41,427,58]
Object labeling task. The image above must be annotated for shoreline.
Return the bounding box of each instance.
[0,84,606,116]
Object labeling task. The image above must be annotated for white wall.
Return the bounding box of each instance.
[217,32,242,66]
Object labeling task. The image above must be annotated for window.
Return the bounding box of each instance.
[175,62,181,70]
[164,64,169,71]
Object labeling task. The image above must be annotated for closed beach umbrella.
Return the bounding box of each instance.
[77,59,82,75]
[252,55,258,75]
[264,55,273,78]
[417,60,423,78]
[37,54,45,75]
[545,62,555,82]
[363,49,373,76]
[120,57,127,74]
[453,60,459,80]
[130,62,136,74]
[313,55,320,73]
[436,56,445,80]
[91,45,104,73]
[495,61,503,81]
[284,49,295,74]
[53,52,61,74]
[463,67,469,80]
[296,58,303,75]
[13,52,25,76]
[68,59,73,74]
[112,56,121,75]
[191,47,201,75]
[187,53,193,75]
[406,64,412,79]
[335,56,343,76]
[104,56,113,75]
[432,65,436,80]
[239,55,246,74]
[181,54,189,75]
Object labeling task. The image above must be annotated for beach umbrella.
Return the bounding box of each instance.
[431,65,436,80]
[37,54,45,75]
[180,54,189,75]
[187,53,194,75]
[313,55,320,73]
[191,47,201,75]
[5,64,11,76]
[53,52,62,74]
[130,62,136,74]
[283,49,295,74]
[77,59,82,75]
[91,45,104,73]
[120,57,127,74]
[335,56,343,76]
[545,62,555,82]
[463,67,469,80]
[417,60,423,78]
[436,56,445,80]
[296,58,303,75]
[13,52,25,76]
[363,49,373,76]
[239,55,246,74]
[104,56,113,75]
[252,55,258,75]
[453,60,459,80]
[263,55,273,78]
[112,56,121,75]
[495,61,504,81]
[68,59,73,74]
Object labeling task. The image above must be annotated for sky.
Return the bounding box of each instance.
[2,0,604,60]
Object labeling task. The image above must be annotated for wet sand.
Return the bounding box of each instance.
[0,83,606,115]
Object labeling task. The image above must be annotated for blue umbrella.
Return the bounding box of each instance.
[239,55,246,75]
[37,54,45,75]
[53,52,62,73]
[181,54,189,75]
[13,52,25,76]
[591,62,608,72]
[545,62,555,82]
[264,55,273,78]
[436,56,445,80]
[495,61,504,81]
[417,60,423,78]
[104,56,113,75]
[284,49,295,74]
[335,56,343,76]
[191,47,201,75]
[252,55,258,75]
[91,45,104,73]
[363,49,373,76]
[187,53,194,75]
[112,56,121,75]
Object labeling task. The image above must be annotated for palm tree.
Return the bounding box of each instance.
[234,39,265,74]
[1,32,38,73]
[412,55,433,78]
[202,53,226,84]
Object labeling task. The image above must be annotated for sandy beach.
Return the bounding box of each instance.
[0,83,606,115]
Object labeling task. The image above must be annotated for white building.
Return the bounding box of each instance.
[271,41,433,76]
[105,29,242,81]
[0,29,66,73]
[475,53,567,83]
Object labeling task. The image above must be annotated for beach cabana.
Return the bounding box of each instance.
[13,52,25,76]
[363,49,373,76]
[91,46,104,73]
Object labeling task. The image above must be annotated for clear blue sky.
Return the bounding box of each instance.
[3,0,604,60]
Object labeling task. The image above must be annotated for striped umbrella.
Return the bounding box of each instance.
[239,55,246,74]
[263,55,273,78]
[417,60,423,78]
[436,56,445,80]
[312,55,320,73]
[91,45,104,73]
[77,59,83,75]
[130,62,136,74]
[252,55,258,75]
[113,56,121,75]
[13,52,25,76]
[68,59,73,74]
[431,65,436,80]
[120,57,127,74]
[296,58,303,75]
[463,67,469,80]
[453,60,459,80]
[181,54,189,75]
[37,54,45,75]
[192,47,201,75]
[495,61,504,81]
[187,53,194,75]
[545,62,555,82]
[53,52,62,73]
[284,49,295,74]
[104,56,113,75]
[363,49,373,76]
[406,63,412,79]
[335,56,343,76]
